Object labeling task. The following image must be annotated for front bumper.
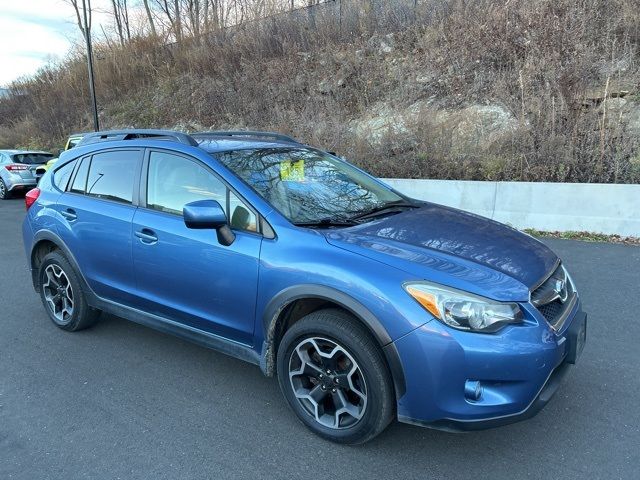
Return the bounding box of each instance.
[393,302,586,431]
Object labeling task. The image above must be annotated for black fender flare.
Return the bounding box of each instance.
[260,284,406,399]
[29,230,96,302]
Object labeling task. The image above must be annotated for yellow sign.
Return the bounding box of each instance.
[280,159,305,181]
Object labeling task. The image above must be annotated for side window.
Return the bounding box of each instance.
[147,151,257,232]
[86,151,138,204]
[52,160,76,191]
[147,151,226,216]
[69,157,90,194]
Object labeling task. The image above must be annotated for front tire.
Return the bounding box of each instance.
[38,251,100,331]
[277,309,395,444]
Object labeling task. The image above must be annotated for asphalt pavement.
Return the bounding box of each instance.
[1,198,639,480]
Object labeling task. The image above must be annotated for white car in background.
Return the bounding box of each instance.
[0,150,54,199]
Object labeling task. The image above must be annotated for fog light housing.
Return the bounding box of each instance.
[464,380,483,401]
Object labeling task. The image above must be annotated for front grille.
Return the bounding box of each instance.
[531,264,576,331]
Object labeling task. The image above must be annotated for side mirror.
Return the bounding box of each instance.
[183,200,236,246]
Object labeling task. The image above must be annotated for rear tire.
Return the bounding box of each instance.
[38,251,100,331]
[0,178,9,199]
[277,308,395,444]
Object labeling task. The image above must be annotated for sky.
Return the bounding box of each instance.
[0,0,112,86]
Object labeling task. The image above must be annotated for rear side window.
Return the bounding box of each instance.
[85,151,138,204]
[53,160,76,191]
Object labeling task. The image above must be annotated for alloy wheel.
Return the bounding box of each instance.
[288,337,367,429]
[42,264,74,323]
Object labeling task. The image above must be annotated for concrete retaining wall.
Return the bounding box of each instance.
[382,179,640,237]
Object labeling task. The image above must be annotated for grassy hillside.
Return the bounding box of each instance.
[1,0,639,182]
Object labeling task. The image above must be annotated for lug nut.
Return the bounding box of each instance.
[331,389,336,393]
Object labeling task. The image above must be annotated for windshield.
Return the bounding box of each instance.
[12,153,54,165]
[216,148,403,224]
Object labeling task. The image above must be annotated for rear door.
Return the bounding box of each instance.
[55,148,142,304]
[130,149,262,345]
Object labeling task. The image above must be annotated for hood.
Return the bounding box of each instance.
[325,203,558,302]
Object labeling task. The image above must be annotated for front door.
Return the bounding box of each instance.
[131,150,262,345]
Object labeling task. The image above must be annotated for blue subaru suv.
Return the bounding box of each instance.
[22,129,587,444]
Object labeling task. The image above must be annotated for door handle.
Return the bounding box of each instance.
[61,209,77,221]
[135,228,158,244]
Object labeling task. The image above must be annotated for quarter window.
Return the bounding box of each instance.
[229,190,257,232]
[53,160,76,191]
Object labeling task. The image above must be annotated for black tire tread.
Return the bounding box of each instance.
[38,250,100,331]
[0,178,9,200]
[277,308,395,445]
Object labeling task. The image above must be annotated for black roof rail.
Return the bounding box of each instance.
[77,129,199,147]
[191,131,299,144]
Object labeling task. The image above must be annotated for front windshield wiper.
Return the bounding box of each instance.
[349,200,418,222]
[293,217,358,228]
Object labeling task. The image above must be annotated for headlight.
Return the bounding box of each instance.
[404,282,523,333]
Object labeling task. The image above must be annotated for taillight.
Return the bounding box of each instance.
[25,188,41,210]
[5,164,28,172]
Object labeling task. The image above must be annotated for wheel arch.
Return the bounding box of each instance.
[29,230,92,298]
[260,284,406,399]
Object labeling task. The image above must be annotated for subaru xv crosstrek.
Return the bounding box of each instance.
[22,129,587,444]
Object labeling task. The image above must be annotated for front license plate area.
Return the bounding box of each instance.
[565,312,587,364]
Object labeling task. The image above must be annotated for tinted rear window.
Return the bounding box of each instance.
[12,153,54,165]
[86,151,138,204]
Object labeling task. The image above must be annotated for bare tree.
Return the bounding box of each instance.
[110,0,131,45]
[63,0,99,130]
[66,0,92,38]
[186,0,202,36]
[130,0,319,42]
[142,0,158,36]
[153,0,183,40]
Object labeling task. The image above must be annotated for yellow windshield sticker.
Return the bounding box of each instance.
[280,159,305,181]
